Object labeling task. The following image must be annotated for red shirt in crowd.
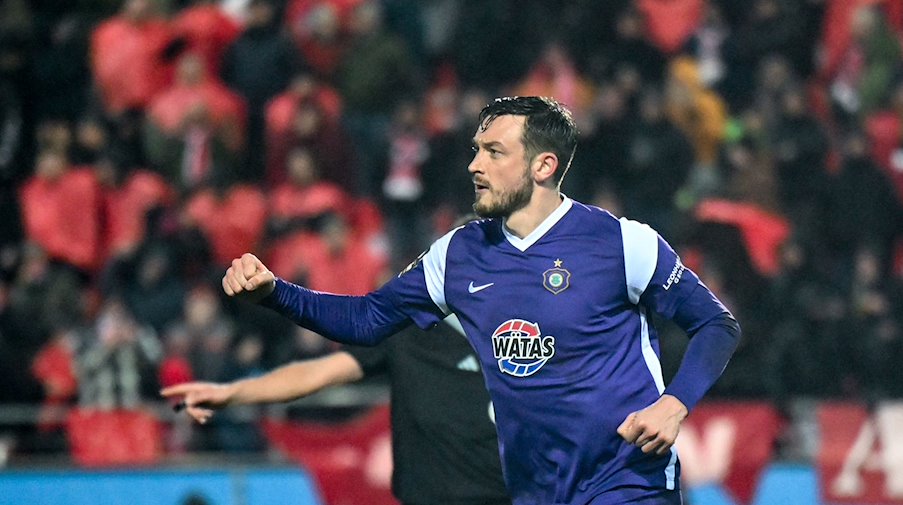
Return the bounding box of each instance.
[270,180,349,221]
[20,167,102,272]
[184,185,268,266]
[101,170,175,259]
[31,334,77,432]
[148,63,247,136]
[267,230,386,295]
[302,237,387,295]
[91,15,174,114]
[171,3,241,77]
[265,86,342,137]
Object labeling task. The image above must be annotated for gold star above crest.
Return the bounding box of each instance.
[553,258,563,268]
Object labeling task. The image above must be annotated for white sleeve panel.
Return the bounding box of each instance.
[619,217,659,305]
[421,227,460,315]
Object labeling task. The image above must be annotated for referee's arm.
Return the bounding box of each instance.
[161,352,365,423]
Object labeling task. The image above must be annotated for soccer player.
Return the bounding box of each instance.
[215,96,741,504]
[162,315,511,505]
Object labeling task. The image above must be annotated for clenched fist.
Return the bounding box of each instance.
[222,253,276,303]
[617,394,688,456]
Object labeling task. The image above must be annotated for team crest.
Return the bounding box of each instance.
[491,319,555,377]
[542,258,570,294]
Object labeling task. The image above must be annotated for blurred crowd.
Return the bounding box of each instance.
[0,0,902,456]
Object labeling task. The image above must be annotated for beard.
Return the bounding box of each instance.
[473,170,534,218]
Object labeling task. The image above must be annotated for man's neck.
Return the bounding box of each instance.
[503,191,564,239]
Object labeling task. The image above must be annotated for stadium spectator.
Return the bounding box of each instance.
[770,86,830,228]
[450,0,545,90]
[666,57,727,170]
[719,0,810,112]
[512,41,596,126]
[264,70,342,139]
[95,152,175,262]
[836,5,902,120]
[338,0,417,196]
[179,285,235,382]
[146,52,246,190]
[824,129,903,274]
[621,87,694,239]
[116,244,187,333]
[422,88,492,233]
[30,325,78,434]
[764,237,849,400]
[265,94,355,190]
[268,147,350,227]
[382,99,430,263]
[18,149,102,273]
[285,1,348,81]
[665,57,727,207]
[596,4,668,87]
[221,0,300,181]
[158,324,194,393]
[90,0,174,115]
[170,0,241,77]
[751,55,800,134]
[566,82,631,204]
[182,179,268,267]
[304,211,389,295]
[76,299,161,409]
[266,147,351,280]
[682,2,729,90]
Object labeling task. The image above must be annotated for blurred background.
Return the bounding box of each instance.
[0,0,901,504]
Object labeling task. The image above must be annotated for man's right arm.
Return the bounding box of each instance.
[223,234,453,347]
[260,278,415,346]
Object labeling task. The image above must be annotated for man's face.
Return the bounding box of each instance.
[469,115,534,218]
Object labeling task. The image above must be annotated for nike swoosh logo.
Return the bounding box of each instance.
[468,281,494,293]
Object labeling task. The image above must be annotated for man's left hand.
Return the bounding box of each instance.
[617,394,688,456]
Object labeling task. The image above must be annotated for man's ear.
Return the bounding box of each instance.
[532,152,560,184]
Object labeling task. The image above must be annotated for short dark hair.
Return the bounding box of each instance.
[478,96,578,185]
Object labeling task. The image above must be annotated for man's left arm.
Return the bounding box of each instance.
[618,222,741,454]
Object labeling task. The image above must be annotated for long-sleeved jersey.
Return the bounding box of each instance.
[263,197,740,505]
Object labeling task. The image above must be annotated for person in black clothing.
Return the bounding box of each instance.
[221,0,300,182]
[162,314,511,505]
[621,87,694,240]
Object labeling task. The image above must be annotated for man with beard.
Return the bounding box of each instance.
[190,97,740,505]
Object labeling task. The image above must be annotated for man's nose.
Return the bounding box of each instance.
[468,155,480,173]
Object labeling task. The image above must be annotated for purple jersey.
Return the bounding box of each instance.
[263,197,739,505]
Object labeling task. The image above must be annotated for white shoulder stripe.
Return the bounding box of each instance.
[421,227,461,315]
[619,218,658,305]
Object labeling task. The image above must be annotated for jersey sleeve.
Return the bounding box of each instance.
[620,218,741,411]
[620,217,725,323]
[384,226,458,328]
[258,229,458,345]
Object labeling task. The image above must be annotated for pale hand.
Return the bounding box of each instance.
[616,394,688,456]
[160,382,235,424]
[222,253,276,303]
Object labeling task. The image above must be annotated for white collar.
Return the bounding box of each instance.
[502,196,573,252]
